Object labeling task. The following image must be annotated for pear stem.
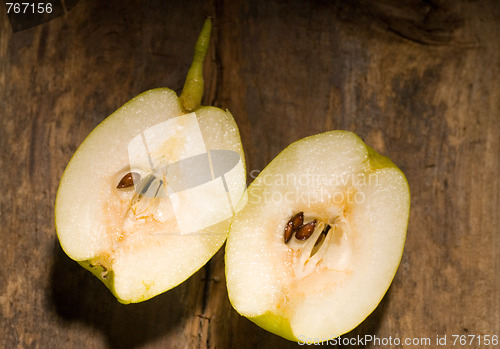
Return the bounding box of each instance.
[179,18,212,112]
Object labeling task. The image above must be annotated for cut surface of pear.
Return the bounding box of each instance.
[56,89,246,303]
[55,19,246,303]
[225,130,409,341]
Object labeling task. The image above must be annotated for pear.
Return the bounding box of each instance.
[225,130,410,341]
[55,19,246,303]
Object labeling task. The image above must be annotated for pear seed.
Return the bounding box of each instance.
[295,220,317,240]
[292,212,304,229]
[284,212,304,243]
[117,172,140,189]
[284,223,294,243]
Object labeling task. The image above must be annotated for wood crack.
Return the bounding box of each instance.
[197,261,212,349]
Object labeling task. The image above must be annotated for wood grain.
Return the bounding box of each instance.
[1,1,498,348]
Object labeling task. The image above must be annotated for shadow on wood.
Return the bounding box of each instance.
[49,238,201,349]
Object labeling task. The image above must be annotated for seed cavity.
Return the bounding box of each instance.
[284,211,352,279]
[137,174,161,196]
[295,220,317,240]
[310,224,331,257]
[284,212,304,243]
[117,172,141,189]
[126,172,169,221]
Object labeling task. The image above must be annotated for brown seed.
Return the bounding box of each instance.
[295,220,317,241]
[283,222,294,243]
[292,211,304,230]
[284,212,304,243]
[117,172,140,189]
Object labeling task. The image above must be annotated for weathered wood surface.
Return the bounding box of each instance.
[1,1,499,348]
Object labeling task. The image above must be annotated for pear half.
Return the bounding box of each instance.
[225,130,409,341]
[55,19,246,303]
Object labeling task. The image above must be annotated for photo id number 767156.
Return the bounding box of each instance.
[6,2,53,14]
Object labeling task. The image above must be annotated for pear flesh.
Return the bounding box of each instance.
[225,130,410,341]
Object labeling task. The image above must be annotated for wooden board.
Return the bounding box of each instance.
[1,1,498,348]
